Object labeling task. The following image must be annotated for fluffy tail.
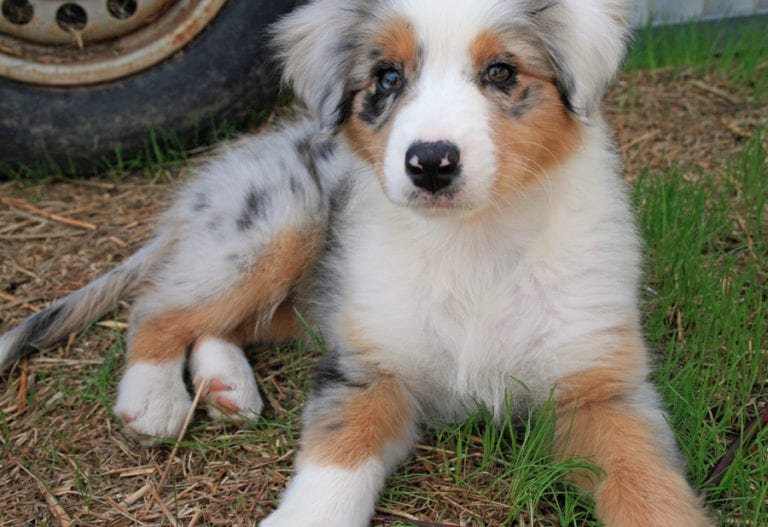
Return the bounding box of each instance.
[0,238,164,371]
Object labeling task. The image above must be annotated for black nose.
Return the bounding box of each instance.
[405,141,461,193]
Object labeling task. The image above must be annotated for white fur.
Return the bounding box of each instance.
[113,360,191,445]
[189,337,263,422]
[543,0,630,117]
[259,459,386,527]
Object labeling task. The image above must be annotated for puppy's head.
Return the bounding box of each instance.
[274,0,629,213]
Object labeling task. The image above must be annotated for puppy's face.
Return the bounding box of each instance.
[276,0,628,214]
[342,0,580,214]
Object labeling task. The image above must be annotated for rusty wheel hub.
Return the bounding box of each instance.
[0,0,228,85]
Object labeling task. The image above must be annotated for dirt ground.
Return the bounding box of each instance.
[0,69,766,526]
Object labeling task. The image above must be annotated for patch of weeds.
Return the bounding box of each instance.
[381,397,601,526]
[81,327,124,408]
[635,131,767,523]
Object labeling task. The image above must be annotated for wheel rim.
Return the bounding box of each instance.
[0,0,228,85]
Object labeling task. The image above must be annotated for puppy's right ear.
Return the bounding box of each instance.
[272,1,366,132]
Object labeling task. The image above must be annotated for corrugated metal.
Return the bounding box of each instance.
[632,0,768,25]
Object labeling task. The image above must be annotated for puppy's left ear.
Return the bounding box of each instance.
[272,0,365,132]
[533,0,631,120]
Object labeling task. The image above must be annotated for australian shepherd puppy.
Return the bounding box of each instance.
[0,0,713,525]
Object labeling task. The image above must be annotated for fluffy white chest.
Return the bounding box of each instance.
[367,266,553,418]
[334,191,561,419]
[324,143,641,420]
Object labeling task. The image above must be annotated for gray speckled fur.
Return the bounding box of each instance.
[0,116,358,367]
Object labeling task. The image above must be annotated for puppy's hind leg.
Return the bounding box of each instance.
[187,298,305,424]
[189,300,302,423]
[115,227,324,444]
[111,117,342,443]
[113,306,198,445]
[189,336,263,423]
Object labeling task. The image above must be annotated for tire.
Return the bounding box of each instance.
[0,0,298,173]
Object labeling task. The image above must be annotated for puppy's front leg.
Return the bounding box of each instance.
[555,350,713,527]
[261,364,417,527]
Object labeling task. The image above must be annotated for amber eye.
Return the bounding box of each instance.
[485,62,516,87]
[377,67,403,93]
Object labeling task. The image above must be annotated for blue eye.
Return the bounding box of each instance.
[377,68,403,93]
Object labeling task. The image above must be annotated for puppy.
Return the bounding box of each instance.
[0,0,713,525]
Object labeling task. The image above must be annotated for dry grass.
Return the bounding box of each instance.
[607,68,766,179]
[1,70,766,526]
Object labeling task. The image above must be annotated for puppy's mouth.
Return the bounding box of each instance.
[405,187,471,211]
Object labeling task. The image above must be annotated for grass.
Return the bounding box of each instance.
[626,16,768,99]
[636,131,768,524]
[0,109,272,183]
[1,14,767,527]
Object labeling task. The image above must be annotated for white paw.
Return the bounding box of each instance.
[260,510,320,527]
[189,337,263,423]
[113,361,191,446]
[260,502,345,527]
[259,460,384,527]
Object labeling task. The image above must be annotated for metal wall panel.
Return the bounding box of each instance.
[633,0,768,24]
